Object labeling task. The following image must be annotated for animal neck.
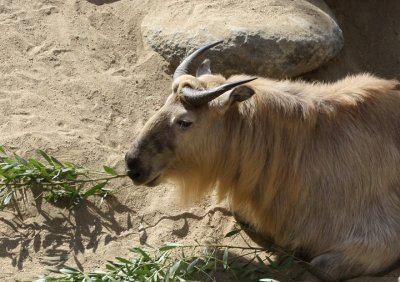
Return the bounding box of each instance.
[214,97,313,232]
[167,119,231,205]
[169,86,314,210]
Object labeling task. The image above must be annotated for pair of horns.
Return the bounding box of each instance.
[173,41,257,106]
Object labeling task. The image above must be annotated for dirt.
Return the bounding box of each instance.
[0,0,399,281]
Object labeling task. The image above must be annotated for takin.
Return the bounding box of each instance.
[125,41,400,280]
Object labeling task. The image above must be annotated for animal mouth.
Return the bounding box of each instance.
[143,174,161,187]
[127,168,163,187]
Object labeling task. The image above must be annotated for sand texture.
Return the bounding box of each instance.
[1,0,400,281]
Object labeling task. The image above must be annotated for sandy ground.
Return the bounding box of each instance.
[0,0,400,281]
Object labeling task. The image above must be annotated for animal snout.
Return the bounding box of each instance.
[125,153,143,182]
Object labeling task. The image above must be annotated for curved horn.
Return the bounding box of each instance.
[173,41,223,80]
[181,77,258,106]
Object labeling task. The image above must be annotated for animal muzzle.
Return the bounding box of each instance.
[125,151,163,187]
[125,153,147,184]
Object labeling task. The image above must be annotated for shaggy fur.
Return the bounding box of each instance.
[126,72,400,280]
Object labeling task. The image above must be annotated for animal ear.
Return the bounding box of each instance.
[230,85,255,102]
[213,85,255,113]
[196,59,212,77]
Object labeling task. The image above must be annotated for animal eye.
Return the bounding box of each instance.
[176,119,193,129]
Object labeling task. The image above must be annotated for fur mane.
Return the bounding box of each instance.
[168,74,400,239]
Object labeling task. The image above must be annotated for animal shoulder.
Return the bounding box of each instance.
[246,73,400,107]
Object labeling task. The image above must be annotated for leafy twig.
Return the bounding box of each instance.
[33,241,303,282]
[0,146,127,209]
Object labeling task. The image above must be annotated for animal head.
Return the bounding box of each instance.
[125,41,256,194]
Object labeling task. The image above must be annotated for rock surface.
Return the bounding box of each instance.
[141,0,344,78]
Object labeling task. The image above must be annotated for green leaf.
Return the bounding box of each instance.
[64,162,78,168]
[280,255,294,270]
[164,269,171,282]
[28,159,45,169]
[91,270,108,275]
[186,257,200,273]
[39,167,50,178]
[222,247,229,270]
[38,150,52,164]
[2,192,13,206]
[159,244,179,252]
[83,182,107,198]
[256,255,266,266]
[60,167,74,173]
[169,261,181,278]
[14,154,28,165]
[0,164,15,172]
[103,166,118,176]
[50,156,64,167]
[115,257,132,264]
[105,263,116,271]
[224,229,242,238]
[46,267,63,273]
[0,146,6,156]
[59,267,79,274]
[129,247,151,261]
[264,254,276,267]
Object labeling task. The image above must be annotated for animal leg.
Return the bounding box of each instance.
[233,212,276,249]
[310,251,366,281]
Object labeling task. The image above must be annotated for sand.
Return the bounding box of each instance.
[0,0,400,281]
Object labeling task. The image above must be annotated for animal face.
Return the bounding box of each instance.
[124,86,211,187]
[125,42,255,186]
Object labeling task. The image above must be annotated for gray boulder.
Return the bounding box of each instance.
[141,0,343,78]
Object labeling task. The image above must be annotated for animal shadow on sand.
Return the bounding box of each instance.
[138,206,232,245]
[137,207,317,281]
[0,187,134,271]
[86,0,121,5]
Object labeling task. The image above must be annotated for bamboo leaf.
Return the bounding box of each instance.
[169,261,181,277]
[59,267,79,274]
[1,164,15,172]
[224,229,242,238]
[105,263,116,271]
[115,257,131,264]
[14,154,28,165]
[256,255,266,267]
[186,257,200,273]
[222,247,229,270]
[129,247,151,261]
[3,192,13,206]
[103,166,118,176]
[38,150,52,164]
[83,182,107,198]
[159,242,180,252]
[28,159,45,169]
[50,156,64,167]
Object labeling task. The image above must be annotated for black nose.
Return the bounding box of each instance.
[125,154,142,181]
[127,168,141,180]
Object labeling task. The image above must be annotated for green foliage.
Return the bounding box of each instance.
[34,245,248,282]
[1,146,309,281]
[33,240,307,282]
[0,146,126,209]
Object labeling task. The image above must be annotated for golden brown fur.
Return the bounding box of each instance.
[126,73,400,280]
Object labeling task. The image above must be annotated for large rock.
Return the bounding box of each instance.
[141,0,344,78]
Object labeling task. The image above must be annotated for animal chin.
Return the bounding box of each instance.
[144,174,161,187]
